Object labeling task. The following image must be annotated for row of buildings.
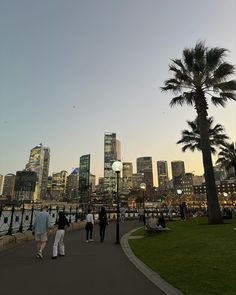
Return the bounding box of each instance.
[1,133,235,204]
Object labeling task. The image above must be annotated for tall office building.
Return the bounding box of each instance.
[122,162,133,190]
[25,144,50,201]
[104,132,121,192]
[79,154,91,207]
[171,160,185,188]
[51,170,68,200]
[132,173,144,189]
[14,170,37,200]
[137,157,153,188]
[66,168,79,200]
[0,174,3,195]
[157,161,169,189]
[2,173,16,199]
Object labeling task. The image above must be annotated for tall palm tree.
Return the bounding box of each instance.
[161,41,236,224]
[177,117,229,154]
[216,142,236,176]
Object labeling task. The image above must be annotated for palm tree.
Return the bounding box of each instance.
[161,41,236,224]
[177,116,229,154]
[216,142,236,176]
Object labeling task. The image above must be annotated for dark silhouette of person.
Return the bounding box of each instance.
[98,207,108,243]
[179,203,185,220]
[158,213,166,228]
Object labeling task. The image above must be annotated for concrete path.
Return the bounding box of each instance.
[0,220,165,295]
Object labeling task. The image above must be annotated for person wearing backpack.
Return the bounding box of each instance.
[98,207,108,243]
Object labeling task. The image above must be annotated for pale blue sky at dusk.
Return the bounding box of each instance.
[0,0,236,185]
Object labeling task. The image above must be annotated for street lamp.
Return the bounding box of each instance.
[140,182,146,225]
[112,161,123,244]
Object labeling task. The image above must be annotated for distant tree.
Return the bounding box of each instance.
[161,41,236,224]
[216,142,236,176]
[177,117,229,154]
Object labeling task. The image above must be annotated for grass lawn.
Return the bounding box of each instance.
[129,216,236,295]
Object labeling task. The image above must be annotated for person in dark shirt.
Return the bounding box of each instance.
[158,212,166,228]
[52,211,70,259]
[98,207,108,243]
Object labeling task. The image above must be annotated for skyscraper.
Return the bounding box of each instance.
[104,132,121,192]
[79,154,91,208]
[0,174,3,195]
[25,143,50,201]
[66,168,79,200]
[157,161,169,189]
[122,162,133,190]
[2,173,16,199]
[51,170,68,200]
[171,160,185,188]
[137,157,153,188]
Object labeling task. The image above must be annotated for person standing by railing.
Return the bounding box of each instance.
[32,205,51,259]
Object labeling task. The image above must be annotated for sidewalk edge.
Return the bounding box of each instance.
[120,227,184,295]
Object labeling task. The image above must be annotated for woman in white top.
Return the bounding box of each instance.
[85,209,94,242]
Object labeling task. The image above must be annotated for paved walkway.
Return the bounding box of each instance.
[0,220,165,295]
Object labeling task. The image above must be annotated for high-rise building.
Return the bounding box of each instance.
[132,173,144,189]
[104,132,121,192]
[171,161,185,188]
[51,170,68,200]
[66,168,79,200]
[90,174,96,193]
[137,157,153,188]
[122,162,133,190]
[2,173,16,199]
[79,154,91,208]
[0,174,3,195]
[157,161,169,189]
[14,170,37,200]
[25,143,50,201]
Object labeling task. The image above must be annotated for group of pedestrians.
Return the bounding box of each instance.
[32,205,109,260]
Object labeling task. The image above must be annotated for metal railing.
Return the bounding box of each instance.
[0,204,183,237]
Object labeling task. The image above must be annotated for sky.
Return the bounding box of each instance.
[0,0,236,185]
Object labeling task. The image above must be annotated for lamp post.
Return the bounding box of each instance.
[112,161,123,244]
[140,183,146,225]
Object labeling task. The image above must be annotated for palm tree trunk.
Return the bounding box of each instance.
[196,101,222,224]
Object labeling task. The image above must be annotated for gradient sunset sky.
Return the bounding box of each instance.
[0,0,236,185]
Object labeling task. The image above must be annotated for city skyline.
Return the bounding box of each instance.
[0,1,236,185]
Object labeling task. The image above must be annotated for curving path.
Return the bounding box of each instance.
[0,220,165,295]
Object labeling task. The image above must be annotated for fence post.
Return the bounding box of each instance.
[7,205,15,235]
[18,203,25,232]
[28,205,34,231]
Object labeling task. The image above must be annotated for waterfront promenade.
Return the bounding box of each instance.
[0,220,165,295]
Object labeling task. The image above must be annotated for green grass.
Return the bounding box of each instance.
[129,217,236,295]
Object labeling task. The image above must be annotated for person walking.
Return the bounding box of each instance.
[120,206,126,223]
[85,209,94,242]
[98,206,108,243]
[32,205,51,259]
[52,211,70,259]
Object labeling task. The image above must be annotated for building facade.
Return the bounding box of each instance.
[171,160,185,188]
[122,162,133,190]
[66,168,79,200]
[137,157,153,188]
[25,144,50,201]
[2,173,16,199]
[104,132,121,192]
[79,154,91,208]
[0,174,3,195]
[51,170,68,200]
[14,170,37,201]
[157,161,169,189]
